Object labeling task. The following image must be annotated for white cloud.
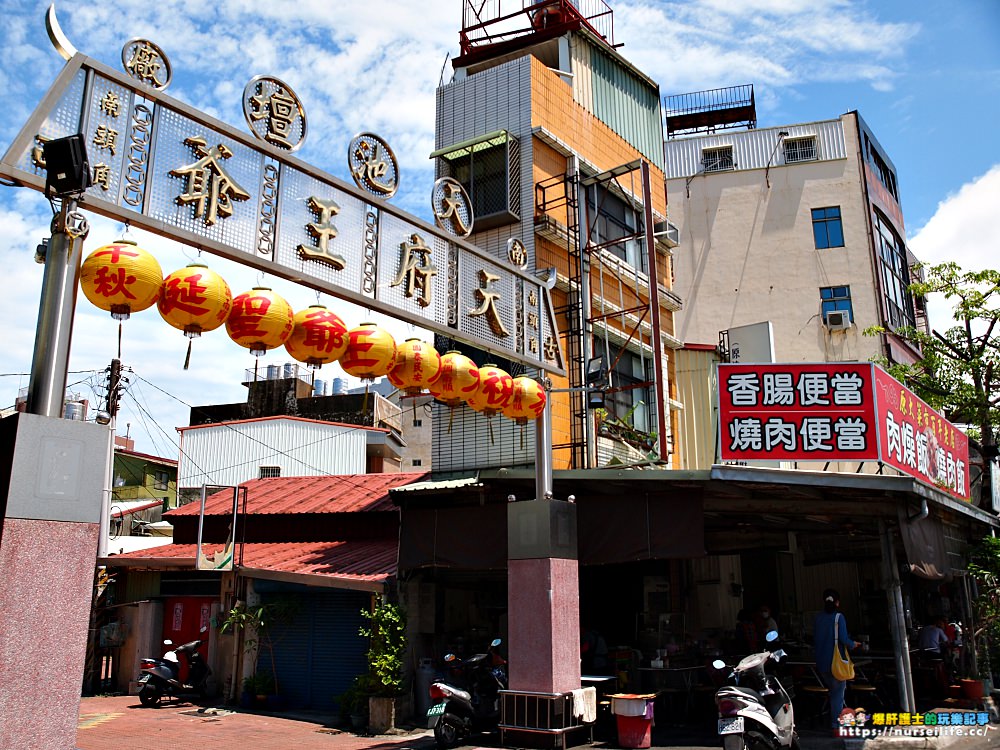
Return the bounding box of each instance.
[616,0,918,95]
[909,164,1000,333]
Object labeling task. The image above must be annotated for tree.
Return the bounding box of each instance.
[358,595,407,696]
[865,262,1000,506]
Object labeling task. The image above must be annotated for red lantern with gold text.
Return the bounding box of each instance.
[80,240,162,320]
[388,338,443,396]
[226,287,294,357]
[502,376,547,424]
[467,363,513,443]
[340,322,397,380]
[284,305,349,368]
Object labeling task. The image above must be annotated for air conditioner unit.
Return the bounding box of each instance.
[825,310,852,331]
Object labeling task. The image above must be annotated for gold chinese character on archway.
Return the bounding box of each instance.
[391,233,438,308]
[469,269,508,337]
[121,39,172,90]
[297,196,345,270]
[170,136,250,226]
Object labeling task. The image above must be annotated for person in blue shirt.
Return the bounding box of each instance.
[813,588,858,730]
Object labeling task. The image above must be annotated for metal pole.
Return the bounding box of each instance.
[573,154,596,469]
[880,520,915,712]
[26,198,89,417]
[535,374,553,501]
[640,161,670,462]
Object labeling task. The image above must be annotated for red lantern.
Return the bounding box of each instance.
[502,377,547,424]
[158,263,232,337]
[430,351,480,406]
[80,240,162,320]
[226,287,294,356]
[340,322,397,380]
[467,364,514,416]
[388,338,443,395]
[284,305,349,368]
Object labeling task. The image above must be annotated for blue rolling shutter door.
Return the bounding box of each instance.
[264,590,369,709]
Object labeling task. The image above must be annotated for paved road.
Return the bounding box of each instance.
[76,694,437,750]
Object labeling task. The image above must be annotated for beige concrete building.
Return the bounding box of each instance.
[665,110,926,366]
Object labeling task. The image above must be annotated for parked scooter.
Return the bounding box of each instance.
[427,638,508,748]
[712,631,799,750]
[138,638,211,706]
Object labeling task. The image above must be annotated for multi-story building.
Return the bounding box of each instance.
[430,0,682,473]
[663,96,926,366]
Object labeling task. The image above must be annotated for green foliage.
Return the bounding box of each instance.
[242,672,275,695]
[222,596,300,694]
[358,595,407,696]
[864,262,1000,476]
[337,673,377,719]
[967,536,1000,678]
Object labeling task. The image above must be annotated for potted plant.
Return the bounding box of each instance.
[338,674,375,733]
[240,675,257,708]
[966,536,1000,696]
[359,595,409,733]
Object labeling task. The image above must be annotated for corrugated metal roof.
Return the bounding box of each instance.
[109,540,397,586]
[110,499,162,518]
[389,476,482,493]
[167,472,429,516]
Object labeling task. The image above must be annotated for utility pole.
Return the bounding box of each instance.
[97,358,122,559]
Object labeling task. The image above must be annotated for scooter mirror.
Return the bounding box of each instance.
[444,654,457,663]
[163,639,173,646]
[765,630,779,642]
[491,638,502,648]
[712,659,726,670]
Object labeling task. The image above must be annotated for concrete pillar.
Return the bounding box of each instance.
[507,498,580,693]
[0,413,107,749]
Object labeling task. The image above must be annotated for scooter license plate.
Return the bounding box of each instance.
[138,674,150,683]
[719,717,744,734]
[427,703,446,717]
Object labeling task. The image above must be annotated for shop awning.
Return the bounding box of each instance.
[396,488,704,570]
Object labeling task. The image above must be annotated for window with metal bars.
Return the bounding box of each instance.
[259,466,281,479]
[702,146,734,172]
[437,131,520,230]
[153,470,170,491]
[783,136,817,163]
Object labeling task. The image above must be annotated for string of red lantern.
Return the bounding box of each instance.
[77,246,546,425]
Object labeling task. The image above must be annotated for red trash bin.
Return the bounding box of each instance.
[611,694,654,749]
[616,714,652,748]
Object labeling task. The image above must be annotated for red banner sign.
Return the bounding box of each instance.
[873,368,970,500]
[719,363,878,462]
[718,363,972,501]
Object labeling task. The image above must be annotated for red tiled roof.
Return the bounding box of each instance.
[111,540,397,587]
[167,472,429,516]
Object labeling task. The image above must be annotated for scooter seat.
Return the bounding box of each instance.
[724,686,763,702]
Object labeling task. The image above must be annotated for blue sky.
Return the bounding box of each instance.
[0,0,997,456]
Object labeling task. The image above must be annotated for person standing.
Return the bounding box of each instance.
[813,589,858,732]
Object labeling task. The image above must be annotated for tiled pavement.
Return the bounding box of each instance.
[75,695,998,750]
